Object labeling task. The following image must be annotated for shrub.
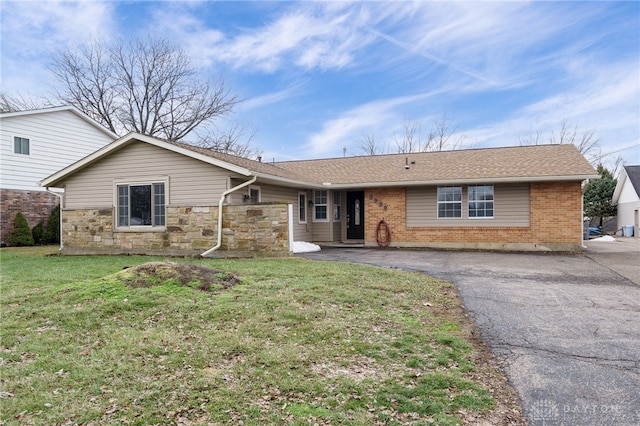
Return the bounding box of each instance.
[32,221,45,245]
[7,212,34,246]
[43,204,60,244]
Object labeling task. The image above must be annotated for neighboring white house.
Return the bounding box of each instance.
[612,165,640,238]
[1,105,117,244]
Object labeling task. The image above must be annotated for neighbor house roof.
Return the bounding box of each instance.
[612,165,640,204]
[0,105,118,139]
[41,132,599,189]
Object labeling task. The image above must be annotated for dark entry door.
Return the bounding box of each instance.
[346,191,364,240]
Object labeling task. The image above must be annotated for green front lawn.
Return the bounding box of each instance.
[0,247,520,425]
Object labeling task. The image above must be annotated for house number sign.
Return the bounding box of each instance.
[368,193,388,211]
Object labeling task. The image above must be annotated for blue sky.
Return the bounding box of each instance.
[1,1,639,168]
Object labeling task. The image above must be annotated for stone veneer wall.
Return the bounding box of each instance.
[364,181,584,251]
[61,203,291,256]
[1,189,59,245]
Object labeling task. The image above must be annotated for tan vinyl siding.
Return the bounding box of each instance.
[312,222,333,241]
[406,183,530,227]
[62,142,229,209]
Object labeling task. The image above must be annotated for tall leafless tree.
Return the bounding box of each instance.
[49,37,239,141]
[195,122,262,159]
[0,92,49,113]
[429,114,465,152]
[394,115,465,154]
[394,119,428,154]
[357,133,385,156]
[519,120,601,165]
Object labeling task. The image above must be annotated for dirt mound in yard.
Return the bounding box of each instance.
[117,262,241,292]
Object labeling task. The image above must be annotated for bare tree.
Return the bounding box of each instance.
[357,133,385,155]
[393,115,465,154]
[195,122,262,159]
[394,119,428,154]
[519,120,601,164]
[429,114,465,152]
[0,91,49,113]
[50,37,239,141]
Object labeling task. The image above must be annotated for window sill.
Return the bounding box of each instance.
[114,227,166,233]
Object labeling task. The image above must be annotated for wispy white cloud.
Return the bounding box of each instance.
[238,82,306,112]
[146,2,415,73]
[461,56,640,166]
[305,90,450,156]
[0,1,116,96]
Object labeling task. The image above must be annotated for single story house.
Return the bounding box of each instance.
[612,165,640,237]
[40,132,598,256]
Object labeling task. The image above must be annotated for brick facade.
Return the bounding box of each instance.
[1,189,59,245]
[60,203,290,256]
[364,181,584,251]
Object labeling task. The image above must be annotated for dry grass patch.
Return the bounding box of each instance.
[0,247,525,425]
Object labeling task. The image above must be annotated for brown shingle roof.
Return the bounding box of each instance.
[174,142,597,186]
[41,132,599,189]
[216,144,594,187]
[167,140,312,182]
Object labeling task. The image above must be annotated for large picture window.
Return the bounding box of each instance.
[314,190,328,221]
[468,185,494,218]
[117,182,165,227]
[437,186,462,218]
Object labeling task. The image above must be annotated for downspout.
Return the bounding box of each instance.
[201,175,257,257]
[46,188,64,251]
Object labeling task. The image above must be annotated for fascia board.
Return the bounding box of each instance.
[252,172,326,189]
[612,170,627,204]
[135,134,253,177]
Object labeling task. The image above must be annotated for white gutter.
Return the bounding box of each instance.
[201,175,258,257]
[46,188,64,251]
[316,174,602,190]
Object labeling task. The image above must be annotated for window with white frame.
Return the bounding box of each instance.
[298,192,307,224]
[437,186,462,218]
[117,182,166,227]
[14,136,30,155]
[333,191,341,220]
[314,190,328,221]
[248,185,261,204]
[468,185,494,218]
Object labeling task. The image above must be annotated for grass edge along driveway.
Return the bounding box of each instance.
[1,247,524,425]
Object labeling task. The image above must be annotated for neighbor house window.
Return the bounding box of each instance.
[468,185,494,218]
[298,192,307,224]
[117,182,165,227]
[314,190,328,221]
[333,191,341,220]
[437,186,462,218]
[14,136,29,155]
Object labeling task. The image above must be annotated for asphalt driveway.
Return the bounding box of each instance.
[299,245,640,425]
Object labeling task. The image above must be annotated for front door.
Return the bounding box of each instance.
[346,191,364,240]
